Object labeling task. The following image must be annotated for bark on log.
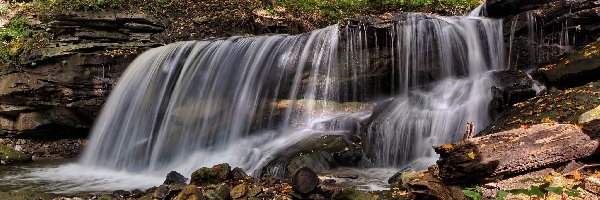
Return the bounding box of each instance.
[434,123,600,184]
[293,167,319,194]
[406,170,468,200]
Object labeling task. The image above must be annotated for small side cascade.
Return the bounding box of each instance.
[363,14,505,167]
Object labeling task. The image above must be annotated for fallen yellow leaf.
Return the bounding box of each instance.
[440,144,453,150]
[467,151,476,159]
[573,170,582,180]
[545,175,553,183]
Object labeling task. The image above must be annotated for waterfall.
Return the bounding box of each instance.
[81,26,342,174]
[362,14,505,167]
[20,12,508,192]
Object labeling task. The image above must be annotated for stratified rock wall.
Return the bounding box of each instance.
[0,12,164,138]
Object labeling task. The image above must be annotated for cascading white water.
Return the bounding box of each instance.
[363,14,505,167]
[11,11,508,193]
[81,25,342,173]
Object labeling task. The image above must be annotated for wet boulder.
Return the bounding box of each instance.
[287,151,335,178]
[190,163,232,186]
[131,189,144,198]
[153,185,169,200]
[164,171,188,185]
[261,135,362,178]
[166,183,187,199]
[230,167,250,182]
[174,185,204,200]
[152,183,186,200]
[112,190,131,198]
[202,183,230,200]
[486,70,540,128]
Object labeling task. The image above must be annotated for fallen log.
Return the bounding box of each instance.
[293,167,319,194]
[406,168,468,200]
[434,123,600,184]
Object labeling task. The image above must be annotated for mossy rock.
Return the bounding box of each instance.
[481,81,600,135]
[0,144,31,164]
[190,163,231,186]
[261,135,363,178]
[202,183,230,200]
[580,105,600,132]
[0,189,58,200]
[538,38,600,87]
[287,150,335,177]
[230,184,247,199]
[173,185,203,200]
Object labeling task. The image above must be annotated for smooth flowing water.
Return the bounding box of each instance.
[364,14,504,167]
[1,13,508,193]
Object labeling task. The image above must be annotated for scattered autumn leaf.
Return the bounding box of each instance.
[467,151,476,159]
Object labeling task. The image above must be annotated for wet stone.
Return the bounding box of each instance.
[231,167,249,181]
[190,163,232,186]
[230,184,247,199]
[112,190,131,198]
[131,189,144,198]
[153,185,168,200]
[164,171,188,185]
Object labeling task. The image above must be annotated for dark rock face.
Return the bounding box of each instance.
[535,38,600,88]
[0,11,164,139]
[488,70,538,120]
[498,0,599,69]
[485,0,553,18]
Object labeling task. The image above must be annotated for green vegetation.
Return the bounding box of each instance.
[0,0,482,66]
[275,0,481,24]
[32,0,124,11]
[0,15,44,66]
[463,178,581,200]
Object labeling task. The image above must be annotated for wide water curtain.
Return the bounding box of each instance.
[82,13,505,175]
[364,14,504,167]
[81,26,340,172]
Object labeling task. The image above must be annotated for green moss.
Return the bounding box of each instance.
[0,144,31,163]
[33,0,125,11]
[0,189,58,200]
[0,15,46,66]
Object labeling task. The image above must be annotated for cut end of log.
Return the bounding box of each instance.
[292,167,319,194]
